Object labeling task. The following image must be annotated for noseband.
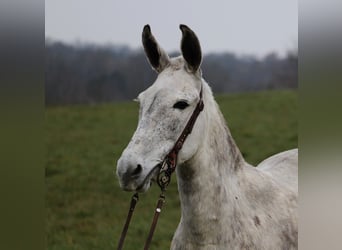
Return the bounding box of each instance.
[117,85,204,250]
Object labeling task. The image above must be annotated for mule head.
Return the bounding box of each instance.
[117,25,205,192]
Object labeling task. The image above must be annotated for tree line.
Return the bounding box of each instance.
[45,40,297,105]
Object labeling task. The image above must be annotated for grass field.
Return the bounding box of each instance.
[46,90,297,249]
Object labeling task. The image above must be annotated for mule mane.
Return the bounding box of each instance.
[187,79,245,171]
[168,56,185,71]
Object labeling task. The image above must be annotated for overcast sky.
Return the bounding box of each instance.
[45,0,297,57]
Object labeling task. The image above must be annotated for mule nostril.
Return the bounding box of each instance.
[131,164,142,177]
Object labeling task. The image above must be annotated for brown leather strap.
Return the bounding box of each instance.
[143,193,165,250]
[157,85,204,190]
[171,87,204,155]
[117,193,139,250]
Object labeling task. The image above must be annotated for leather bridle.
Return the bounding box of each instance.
[117,85,204,250]
[157,85,204,191]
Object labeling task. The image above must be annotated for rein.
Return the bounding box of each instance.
[117,85,204,250]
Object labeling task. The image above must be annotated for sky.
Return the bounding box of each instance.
[45,0,297,58]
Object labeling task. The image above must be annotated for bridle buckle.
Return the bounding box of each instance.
[157,159,172,191]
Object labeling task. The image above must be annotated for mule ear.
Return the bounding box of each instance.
[142,25,170,73]
[179,24,202,72]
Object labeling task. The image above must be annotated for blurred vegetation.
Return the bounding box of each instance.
[46,90,297,249]
[45,40,297,105]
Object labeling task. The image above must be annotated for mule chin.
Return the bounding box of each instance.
[136,180,153,193]
[119,165,159,193]
[136,166,160,193]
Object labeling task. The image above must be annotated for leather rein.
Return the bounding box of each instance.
[117,85,204,250]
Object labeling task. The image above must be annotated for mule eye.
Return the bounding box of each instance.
[173,101,189,110]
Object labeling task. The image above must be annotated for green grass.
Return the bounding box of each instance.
[46,90,297,249]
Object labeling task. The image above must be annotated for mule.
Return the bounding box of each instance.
[116,24,298,250]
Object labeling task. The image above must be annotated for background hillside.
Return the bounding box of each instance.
[46,90,298,249]
[45,40,297,105]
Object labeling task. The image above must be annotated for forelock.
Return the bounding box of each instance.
[169,56,185,71]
